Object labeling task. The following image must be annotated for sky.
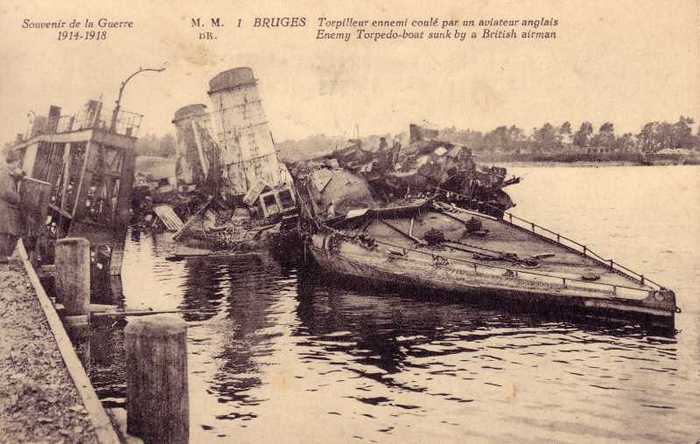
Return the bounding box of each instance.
[1,0,698,143]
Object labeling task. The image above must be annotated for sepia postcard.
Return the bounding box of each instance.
[1,1,698,443]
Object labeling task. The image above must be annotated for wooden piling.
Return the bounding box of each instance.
[54,237,90,316]
[124,315,188,444]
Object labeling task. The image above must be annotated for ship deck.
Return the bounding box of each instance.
[370,209,650,295]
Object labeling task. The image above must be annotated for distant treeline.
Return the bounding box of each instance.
[439,116,699,154]
[278,116,700,162]
[1,142,11,159]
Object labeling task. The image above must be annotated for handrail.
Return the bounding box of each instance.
[500,210,662,290]
[29,107,143,139]
[323,225,654,298]
[430,187,666,291]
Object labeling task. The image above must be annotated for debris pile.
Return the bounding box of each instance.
[289,123,520,218]
[134,68,299,254]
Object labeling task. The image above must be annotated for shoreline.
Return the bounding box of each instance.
[486,160,699,168]
[487,160,641,168]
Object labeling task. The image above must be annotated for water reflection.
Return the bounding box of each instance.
[178,258,229,322]
[293,266,678,385]
[176,255,299,421]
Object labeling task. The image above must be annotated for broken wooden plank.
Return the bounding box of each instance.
[172,196,213,241]
[153,205,185,231]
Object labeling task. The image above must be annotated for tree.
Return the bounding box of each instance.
[614,133,635,152]
[657,122,674,150]
[672,116,695,148]
[483,126,510,152]
[532,122,560,151]
[638,122,657,153]
[637,121,677,153]
[573,122,593,147]
[592,122,615,148]
[1,141,12,159]
[558,121,572,145]
[438,127,486,152]
[159,133,176,157]
[479,125,528,153]
[506,125,526,151]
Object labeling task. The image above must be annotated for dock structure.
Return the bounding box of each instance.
[0,242,119,443]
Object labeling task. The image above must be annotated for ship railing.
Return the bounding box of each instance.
[366,237,656,299]
[501,210,664,291]
[98,107,144,137]
[53,115,75,133]
[28,107,143,139]
[432,187,665,292]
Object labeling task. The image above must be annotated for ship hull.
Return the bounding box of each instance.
[307,208,677,330]
[309,244,675,330]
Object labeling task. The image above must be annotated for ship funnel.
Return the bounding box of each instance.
[172,104,209,187]
[207,67,289,196]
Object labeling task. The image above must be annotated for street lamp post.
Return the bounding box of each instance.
[110,65,166,133]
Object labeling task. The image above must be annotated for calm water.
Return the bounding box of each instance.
[92,165,700,443]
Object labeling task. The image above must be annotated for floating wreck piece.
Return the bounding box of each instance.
[167,67,298,257]
[294,141,678,329]
[11,100,140,288]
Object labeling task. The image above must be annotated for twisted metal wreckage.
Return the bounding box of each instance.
[140,67,299,256]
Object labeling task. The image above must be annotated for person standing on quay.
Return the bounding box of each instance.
[0,150,22,257]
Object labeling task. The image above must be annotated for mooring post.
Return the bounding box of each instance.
[54,237,91,315]
[55,237,91,367]
[124,315,189,444]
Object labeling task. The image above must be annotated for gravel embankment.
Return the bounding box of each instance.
[0,261,99,443]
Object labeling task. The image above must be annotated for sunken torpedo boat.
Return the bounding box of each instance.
[292,126,678,329]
